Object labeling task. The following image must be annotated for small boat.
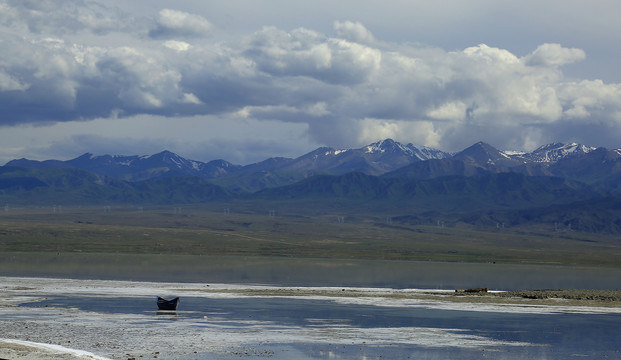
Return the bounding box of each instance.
[157,296,179,311]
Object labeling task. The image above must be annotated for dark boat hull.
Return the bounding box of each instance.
[157,296,179,311]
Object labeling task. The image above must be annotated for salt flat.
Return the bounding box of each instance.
[1,277,620,359]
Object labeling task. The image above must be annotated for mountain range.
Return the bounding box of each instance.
[2,139,621,233]
[6,139,619,187]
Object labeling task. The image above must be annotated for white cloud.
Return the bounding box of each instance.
[523,43,586,67]
[163,40,191,52]
[149,8,212,38]
[357,119,440,148]
[463,44,519,64]
[559,79,621,123]
[180,93,202,105]
[333,21,375,43]
[245,26,381,84]
[427,102,468,121]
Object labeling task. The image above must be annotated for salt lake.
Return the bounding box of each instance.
[1,253,621,359]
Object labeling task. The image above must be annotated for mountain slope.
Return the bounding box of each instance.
[2,161,619,233]
[6,151,242,182]
[382,158,491,180]
[0,166,232,205]
[255,171,598,211]
[459,197,621,233]
[522,142,597,163]
[547,147,621,183]
[453,142,523,169]
[0,166,135,204]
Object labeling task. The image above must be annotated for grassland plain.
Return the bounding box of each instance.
[0,203,620,267]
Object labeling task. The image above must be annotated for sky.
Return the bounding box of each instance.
[1,0,621,165]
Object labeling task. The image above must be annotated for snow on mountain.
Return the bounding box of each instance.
[259,139,452,177]
[364,139,406,154]
[453,142,522,168]
[412,146,453,161]
[324,149,349,156]
[363,139,450,160]
[522,142,596,163]
[503,150,526,156]
[5,140,614,186]
[148,150,188,168]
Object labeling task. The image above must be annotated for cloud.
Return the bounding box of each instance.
[559,79,621,122]
[2,0,136,35]
[149,9,213,39]
[244,26,381,85]
[95,46,184,109]
[524,43,586,67]
[333,21,375,43]
[0,70,29,91]
[0,0,621,158]
[163,40,191,52]
[0,114,316,164]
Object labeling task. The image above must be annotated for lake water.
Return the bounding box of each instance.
[2,252,621,359]
[15,290,621,359]
[2,251,621,289]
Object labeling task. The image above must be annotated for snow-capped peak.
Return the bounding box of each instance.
[364,139,404,154]
[527,142,596,163]
[363,139,450,160]
[146,150,192,169]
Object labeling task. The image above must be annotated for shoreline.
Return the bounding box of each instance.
[0,339,111,360]
[2,276,621,310]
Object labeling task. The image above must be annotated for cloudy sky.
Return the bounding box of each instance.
[1,0,621,164]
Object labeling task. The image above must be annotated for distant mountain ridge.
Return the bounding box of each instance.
[4,139,621,194]
[7,151,242,182]
[384,141,621,183]
[5,139,452,186]
[3,139,621,233]
[6,139,611,184]
[522,143,597,163]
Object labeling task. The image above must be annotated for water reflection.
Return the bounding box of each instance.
[22,294,621,360]
[156,310,178,318]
